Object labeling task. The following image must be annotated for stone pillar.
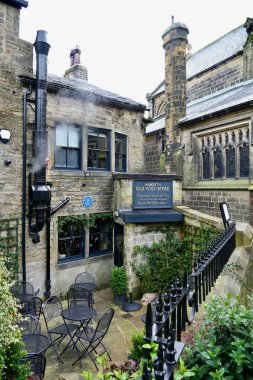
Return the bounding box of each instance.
[64,45,88,81]
[162,20,189,175]
[243,17,253,81]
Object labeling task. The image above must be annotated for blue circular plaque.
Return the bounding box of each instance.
[83,196,93,208]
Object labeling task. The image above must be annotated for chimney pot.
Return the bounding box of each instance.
[65,45,88,81]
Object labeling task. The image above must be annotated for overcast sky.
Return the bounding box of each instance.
[20,0,253,105]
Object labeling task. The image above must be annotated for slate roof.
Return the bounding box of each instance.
[147,81,165,99]
[187,25,247,78]
[148,24,247,98]
[146,116,165,134]
[20,74,146,112]
[1,0,28,9]
[47,74,146,111]
[146,79,253,132]
[180,79,253,124]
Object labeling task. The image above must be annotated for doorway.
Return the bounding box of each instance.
[114,223,124,267]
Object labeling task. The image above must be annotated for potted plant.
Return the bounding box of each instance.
[110,266,128,305]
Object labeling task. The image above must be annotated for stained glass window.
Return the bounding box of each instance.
[214,148,223,178]
[240,143,249,177]
[202,150,210,179]
[226,146,235,178]
[200,128,249,181]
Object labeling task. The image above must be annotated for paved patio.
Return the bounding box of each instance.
[41,288,145,380]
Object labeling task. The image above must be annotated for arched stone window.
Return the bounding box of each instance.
[226,145,236,178]
[239,142,249,177]
[202,148,210,179]
[156,101,165,116]
[213,146,223,178]
[198,125,250,180]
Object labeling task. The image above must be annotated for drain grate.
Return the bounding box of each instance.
[122,313,133,319]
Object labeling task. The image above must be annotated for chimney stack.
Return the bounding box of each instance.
[162,20,189,175]
[64,45,88,81]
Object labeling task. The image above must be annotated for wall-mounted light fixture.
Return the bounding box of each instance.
[219,202,231,229]
[0,129,11,143]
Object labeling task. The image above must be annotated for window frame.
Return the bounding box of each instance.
[58,219,85,262]
[57,215,113,263]
[87,127,111,171]
[54,122,82,170]
[115,132,127,173]
[89,218,113,257]
[198,125,250,181]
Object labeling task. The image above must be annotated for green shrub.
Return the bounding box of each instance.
[132,224,218,294]
[132,227,191,293]
[175,293,253,380]
[81,354,141,380]
[0,253,31,379]
[109,266,128,295]
[129,328,146,362]
[129,327,158,370]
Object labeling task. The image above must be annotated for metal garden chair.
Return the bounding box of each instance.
[72,308,114,369]
[42,295,78,364]
[67,288,90,308]
[75,272,96,285]
[75,272,96,305]
[11,281,39,300]
[19,296,43,319]
[21,353,46,379]
[17,314,41,335]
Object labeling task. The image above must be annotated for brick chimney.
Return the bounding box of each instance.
[162,18,189,175]
[243,17,253,81]
[64,45,88,81]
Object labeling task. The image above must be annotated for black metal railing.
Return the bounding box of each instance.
[142,222,236,379]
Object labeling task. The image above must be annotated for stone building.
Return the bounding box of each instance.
[0,0,145,295]
[146,17,253,225]
[0,0,185,297]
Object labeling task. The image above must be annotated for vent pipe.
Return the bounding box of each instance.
[29,30,51,243]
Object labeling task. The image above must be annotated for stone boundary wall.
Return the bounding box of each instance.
[183,189,250,223]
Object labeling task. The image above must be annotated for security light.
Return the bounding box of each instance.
[0,129,11,143]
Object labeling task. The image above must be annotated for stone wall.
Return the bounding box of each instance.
[123,223,168,297]
[0,2,33,220]
[145,133,164,173]
[186,55,243,103]
[23,94,145,295]
[113,175,183,211]
[182,189,250,223]
[0,1,147,296]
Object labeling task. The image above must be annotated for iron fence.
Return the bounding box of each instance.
[142,222,236,379]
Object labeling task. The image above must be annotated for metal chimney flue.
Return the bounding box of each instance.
[29,30,51,242]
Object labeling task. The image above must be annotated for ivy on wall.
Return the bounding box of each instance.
[0,218,19,280]
[132,223,219,293]
[58,212,114,232]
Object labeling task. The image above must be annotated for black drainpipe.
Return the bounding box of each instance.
[22,85,32,283]
[29,30,51,243]
[28,31,70,298]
